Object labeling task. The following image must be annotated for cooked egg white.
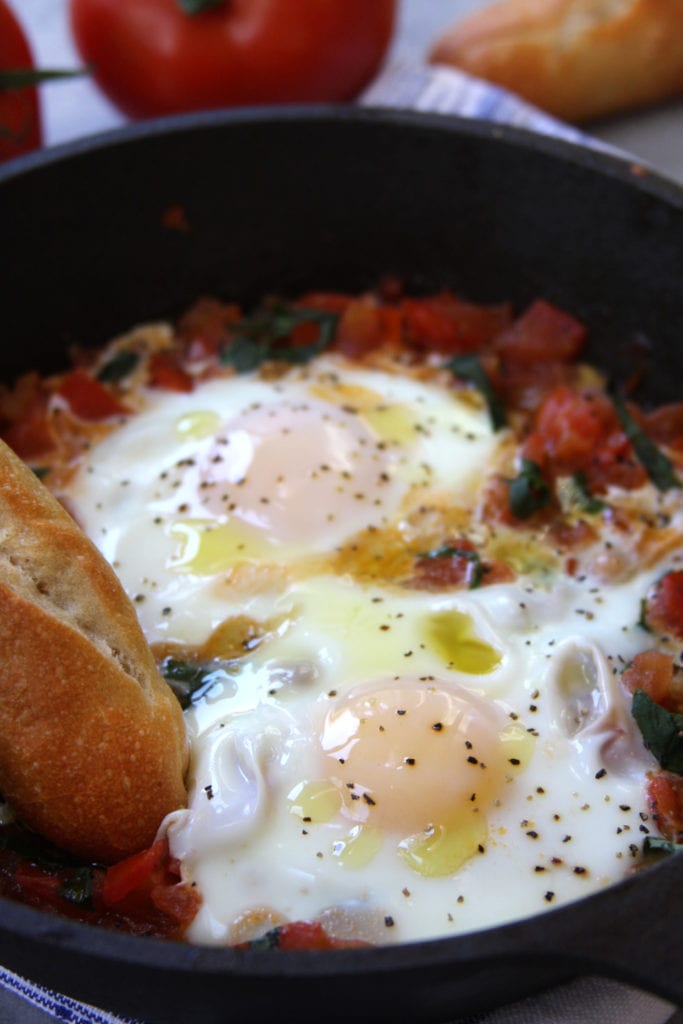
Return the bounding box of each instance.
[64,354,662,946]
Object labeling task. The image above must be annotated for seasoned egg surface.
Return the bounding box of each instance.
[63,352,662,946]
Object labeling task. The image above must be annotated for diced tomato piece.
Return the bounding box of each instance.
[57,369,129,421]
[150,880,202,924]
[647,772,683,842]
[176,297,242,358]
[644,571,683,641]
[493,299,586,365]
[335,299,383,357]
[401,293,511,355]
[12,867,64,905]
[410,538,515,590]
[275,921,369,950]
[525,386,616,473]
[101,838,167,905]
[1,394,56,459]
[148,351,194,392]
[622,650,675,706]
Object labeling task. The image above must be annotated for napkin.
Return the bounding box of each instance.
[0,45,678,1024]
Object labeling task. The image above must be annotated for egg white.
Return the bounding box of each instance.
[63,353,662,946]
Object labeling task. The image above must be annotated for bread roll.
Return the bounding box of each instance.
[0,439,188,863]
[429,0,683,123]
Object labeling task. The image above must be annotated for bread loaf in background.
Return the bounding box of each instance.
[429,0,683,123]
[0,439,188,863]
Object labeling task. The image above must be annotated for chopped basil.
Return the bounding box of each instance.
[446,354,507,431]
[418,545,486,589]
[631,689,683,774]
[644,836,683,856]
[611,396,680,491]
[96,350,140,383]
[507,459,552,519]
[59,867,95,908]
[161,657,227,709]
[638,598,652,633]
[32,467,49,479]
[221,304,338,373]
[177,0,225,13]
[243,927,282,950]
[567,471,606,514]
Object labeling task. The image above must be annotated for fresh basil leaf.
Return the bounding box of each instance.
[612,396,680,491]
[161,657,226,709]
[418,545,487,589]
[97,350,139,383]
[631,689,683,774]
[568,471,606,514]
[508,459,552,519]
[243,927,282,950]
[644,836,683,856]
[446,354,507,431]
[59,867,95,908]
[32,467,49,480]
[221,305,338,373]
[177,0,225,13]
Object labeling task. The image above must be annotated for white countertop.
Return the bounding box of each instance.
[15,0,683,187]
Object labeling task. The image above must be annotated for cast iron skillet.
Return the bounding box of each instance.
[0,107,682,1023]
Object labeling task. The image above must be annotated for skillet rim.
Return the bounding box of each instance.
[0,104,682,1011]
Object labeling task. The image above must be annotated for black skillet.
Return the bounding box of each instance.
[0,107,682,1023]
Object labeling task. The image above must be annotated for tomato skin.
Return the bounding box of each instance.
[70,0,397,118]
[644,570,683,642]
[0,2,41,162]
[57,368,130,420]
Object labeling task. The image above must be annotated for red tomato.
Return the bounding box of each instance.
[644,570,683,642]
[0,2,41,162]
[70,0,397,119]
[57,368,130,420]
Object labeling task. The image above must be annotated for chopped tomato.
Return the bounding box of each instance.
[646,772,683,843]
[401,292,511,354]
[237,920,371,951]
[335,299,384,357]
[1,391,55,458]
[525,386,616,474]
[622,650,675,707]
[176,297,242,359]
[410,537,515,590]
[643,571,683,641]
[148,350,194,392]
[493,299,586,365]
[101,838,167,905]
[522,385,647,492]
[101,837,200,930]
[57,369,129,420]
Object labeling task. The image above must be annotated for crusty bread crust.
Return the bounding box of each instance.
[429,0,683,124]
[0,439,188,863]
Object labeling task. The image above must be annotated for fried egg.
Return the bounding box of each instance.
[65,352,660,946]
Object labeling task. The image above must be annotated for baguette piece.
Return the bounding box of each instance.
[0,439,188,863]
[429,0,683,123]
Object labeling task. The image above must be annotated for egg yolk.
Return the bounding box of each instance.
[195,398,404,548]
[320,680,510,834]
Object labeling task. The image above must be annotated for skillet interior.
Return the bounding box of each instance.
[0,107,682,1023]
